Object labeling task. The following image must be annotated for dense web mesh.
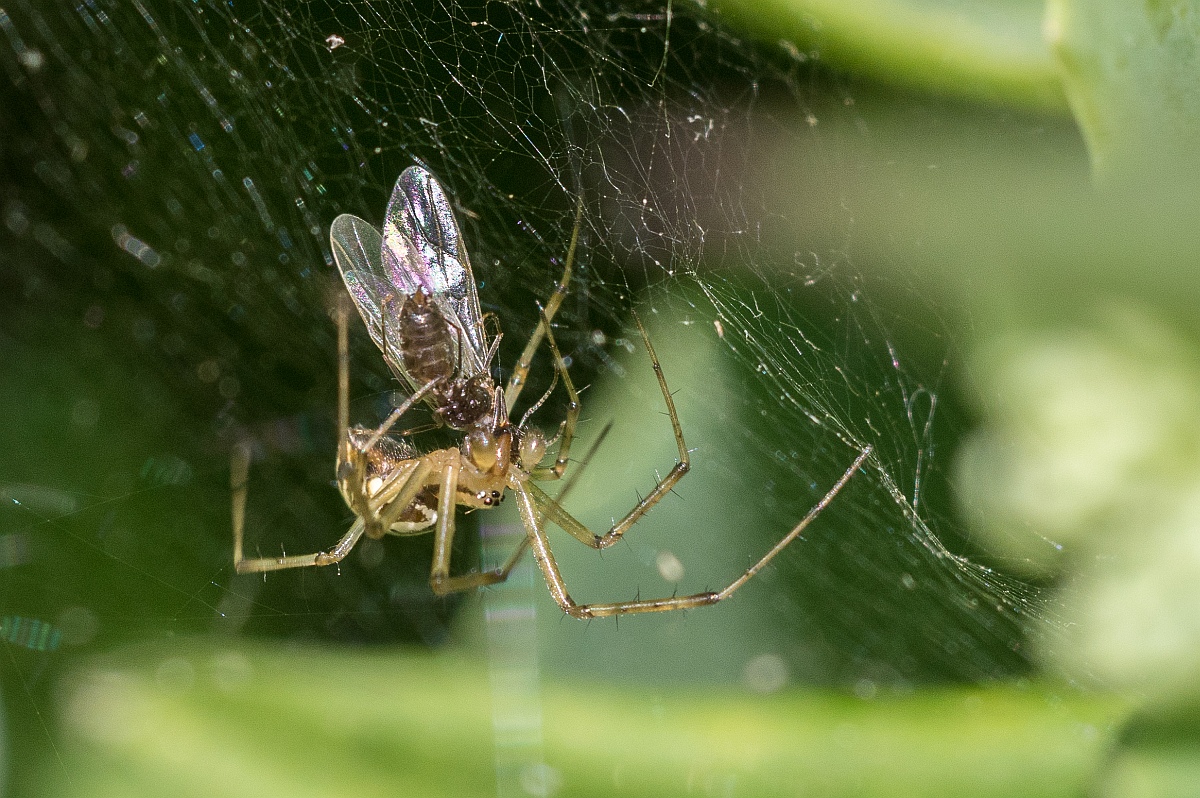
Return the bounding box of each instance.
[0,0,1049,774]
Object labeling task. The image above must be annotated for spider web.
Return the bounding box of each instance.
[0,0,1050,790]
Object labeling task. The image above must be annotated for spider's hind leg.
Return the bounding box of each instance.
[513,446,872,618]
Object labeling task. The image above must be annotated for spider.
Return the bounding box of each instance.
[232,165,872,619]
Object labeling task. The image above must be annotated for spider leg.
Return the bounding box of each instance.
[498,419,615,576]
[491,418,613,576]
[503,194,583,414]
[232,440,370,573]
[528,305,579,481]
[428,457,511,595]
[360,456,436,538]
[231,435,440,574]
[713,445,872,600]
[229,303,357,575]
[525,312,688,548]
[594,311,690,547]
[516,482,715,618]
[524,481,599,547]
[515,446,871,618]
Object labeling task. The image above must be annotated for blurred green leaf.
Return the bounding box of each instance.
[955,306,1200,578]
[709,0,1066,111]
[1093,702,1200,798]
[1046,0,1200,179]
[43,642,1126,798]
[953,307,1200,700]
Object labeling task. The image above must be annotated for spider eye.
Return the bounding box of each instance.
[519,429,547,468]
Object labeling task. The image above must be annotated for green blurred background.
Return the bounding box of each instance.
[3,0,1200,795]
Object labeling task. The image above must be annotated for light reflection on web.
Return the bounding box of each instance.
[481,520,557,798]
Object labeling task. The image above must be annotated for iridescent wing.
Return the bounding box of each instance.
[383,166,488,377]
[330,212,427,397]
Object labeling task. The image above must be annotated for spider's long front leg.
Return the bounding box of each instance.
[516,446,872,618]
[503,195,583,415]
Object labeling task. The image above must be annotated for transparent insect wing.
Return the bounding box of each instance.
[330,213,417,387]
[384,166,489,374]
[333,214,388,355]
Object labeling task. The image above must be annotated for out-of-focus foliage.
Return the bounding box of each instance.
[956,309,1200,700]
[1047,0,1200,179]
[6,0,1200,796]
[714,0,1200,794]
[710,0,1065,111]
[47,641,1124,798]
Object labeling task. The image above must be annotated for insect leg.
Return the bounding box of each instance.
[363,379,438,453]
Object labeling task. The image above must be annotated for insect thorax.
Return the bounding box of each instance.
[435,374,493,429]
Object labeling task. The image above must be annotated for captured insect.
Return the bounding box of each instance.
[232,165,871,618]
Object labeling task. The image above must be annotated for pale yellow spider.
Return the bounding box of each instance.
[232,166,871,618]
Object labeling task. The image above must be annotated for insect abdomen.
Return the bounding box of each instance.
[398,291,456,386]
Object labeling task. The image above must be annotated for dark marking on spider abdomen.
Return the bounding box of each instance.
[398,291,457,386]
